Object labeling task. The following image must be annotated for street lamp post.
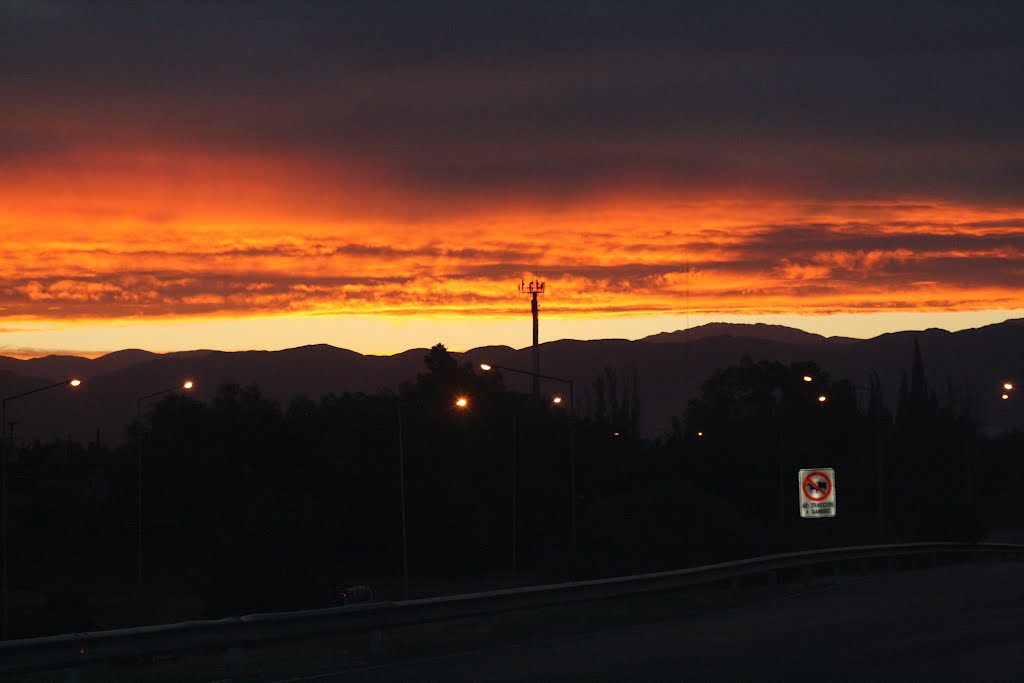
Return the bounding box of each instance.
[776,374,829,533]
[816,377,889,538]
[136,380,194,588]
[396,395,469,596]
[480,363,578,548]
[396,403,409,596]
[2,377,82,640]
[840,378,889,539]
[511,414,518,574]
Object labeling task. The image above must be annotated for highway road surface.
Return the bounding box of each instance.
[290,561,1024,682]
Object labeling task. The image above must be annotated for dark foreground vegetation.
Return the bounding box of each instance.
[3,342,1022,637]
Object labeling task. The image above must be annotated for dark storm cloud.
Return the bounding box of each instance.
[3,0,1024,203]
[740,223,1024,256]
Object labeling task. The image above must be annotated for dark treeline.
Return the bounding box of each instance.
[4,342,1023,637]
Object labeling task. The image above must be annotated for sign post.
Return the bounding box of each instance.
[799,468,836,518]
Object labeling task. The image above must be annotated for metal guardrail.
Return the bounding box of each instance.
[2,541,1022,674]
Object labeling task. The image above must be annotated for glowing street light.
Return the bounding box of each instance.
[3,377,83,639]
[455,396,469,409]
[803,375,814,383]
[817,395,828,403]
[1002,381,1015,400]
[479,362,574,416]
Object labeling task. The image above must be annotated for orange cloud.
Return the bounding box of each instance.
[2,141,1022,327]
[4,192,1019,327]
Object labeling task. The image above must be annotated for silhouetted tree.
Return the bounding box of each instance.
[887,338,982,541]
[680,357,876,552]
[586,366,640,437]
[14,339,1017,640]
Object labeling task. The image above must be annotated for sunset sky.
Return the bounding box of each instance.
[2,1,1022,358]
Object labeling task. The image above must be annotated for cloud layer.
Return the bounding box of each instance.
[2,2,1023,329]
[2,200,1021,320]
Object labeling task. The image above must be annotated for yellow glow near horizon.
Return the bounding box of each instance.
[1,308,1023,360]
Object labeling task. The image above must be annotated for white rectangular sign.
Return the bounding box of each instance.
[799,468,836,518]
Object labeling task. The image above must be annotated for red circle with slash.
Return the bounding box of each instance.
[802,471,832,501]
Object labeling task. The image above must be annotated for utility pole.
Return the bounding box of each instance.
[518,279,545,395]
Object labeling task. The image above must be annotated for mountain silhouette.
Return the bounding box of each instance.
[1,319,1022,445]
[640,322,857,346]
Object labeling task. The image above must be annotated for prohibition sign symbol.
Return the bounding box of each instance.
[802,471,832,501]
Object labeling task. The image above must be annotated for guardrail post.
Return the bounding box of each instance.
[369,628,385,653]
[228,646,245,675]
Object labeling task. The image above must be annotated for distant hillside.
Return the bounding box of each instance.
[1,319,1021,445]
[641,322,857,346]
[0,349,215,381]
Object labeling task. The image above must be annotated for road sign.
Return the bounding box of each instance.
[799,468,836,518]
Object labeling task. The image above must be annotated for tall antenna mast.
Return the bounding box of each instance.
[518,278,545,394]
